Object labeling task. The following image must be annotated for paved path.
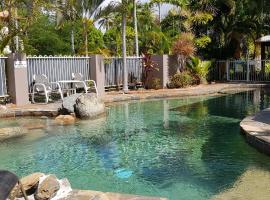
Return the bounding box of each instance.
[1,83,269,118]
[241,108,270,155]
[64,190,167,200]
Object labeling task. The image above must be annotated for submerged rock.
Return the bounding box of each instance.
[55,115,76,125]
[74,94,106,119]
[35,175,60,200]
[0,127,27,141]
[213,168,270,200]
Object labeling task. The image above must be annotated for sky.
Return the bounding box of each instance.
[99,0,173,19]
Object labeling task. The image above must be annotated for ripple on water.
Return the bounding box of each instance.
[1,90,270,200]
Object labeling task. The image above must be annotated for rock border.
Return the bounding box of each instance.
[1,83,270,118]
[240,108,270,155]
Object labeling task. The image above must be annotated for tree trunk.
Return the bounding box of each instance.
[84,19,88,56]
[133,0,139,57]
[122,13,129,93]
[71,27,75,55]
[158,3,161,24]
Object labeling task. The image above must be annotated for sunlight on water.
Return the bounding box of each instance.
[1,90,270,200]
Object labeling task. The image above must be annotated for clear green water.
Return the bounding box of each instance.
[1,90,270,199]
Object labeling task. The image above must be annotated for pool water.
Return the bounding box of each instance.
[1,90,270,199]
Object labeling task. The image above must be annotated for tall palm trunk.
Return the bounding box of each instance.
[83,19,88,56]
[133,0,139,57]
[122,12,128,93]
[70,27,75,55]
[158,2,161,24]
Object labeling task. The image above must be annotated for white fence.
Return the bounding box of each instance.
[26,56,91,91]
[0,57,7,97]
[104,57,143,88]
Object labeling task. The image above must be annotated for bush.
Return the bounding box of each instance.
[186,56,212,84]
[150,78,161,90]
[169,71,194,88]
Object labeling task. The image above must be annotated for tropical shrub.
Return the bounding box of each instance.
[187,56,212,84]
[150,78,161,90]
[168,71,194,88]
[142,53,159,89]
[172,32,196,72]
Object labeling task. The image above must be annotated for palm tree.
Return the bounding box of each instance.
[121,0,129,93]
[133,0,139,57]
[56,0,105,55]
[95,0,133,93]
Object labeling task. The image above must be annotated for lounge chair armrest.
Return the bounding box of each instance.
[85,80,97,86]
[50,82,61,89]
[32,83,47,93]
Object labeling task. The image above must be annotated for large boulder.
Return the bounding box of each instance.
[74,94,106,119]
[10,172,45,198]
[59,94,81,114]
[35,175,60,200]
[0,127,27,141]
[55,115,76,125]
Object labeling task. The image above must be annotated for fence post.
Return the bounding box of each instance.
[6,53,30,106]
[90,55,105,96]
[246,59,250,82]
[151,55,169,88]
[226,60,230,81]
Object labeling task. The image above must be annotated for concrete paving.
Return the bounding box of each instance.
[241,108,270,155]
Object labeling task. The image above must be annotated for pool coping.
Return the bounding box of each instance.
[240,108,270,155]
[1,83,270,118]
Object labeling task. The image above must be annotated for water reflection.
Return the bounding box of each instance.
[1,90,270,200]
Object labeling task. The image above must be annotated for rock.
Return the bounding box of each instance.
[74,94,106,119]
[10,172,45,198]
[59,94,81,114]
[35,175,60,200]
[0,127,27,141]
[22,122,45,130]
[55,115,76,125]
[52,178,72,199]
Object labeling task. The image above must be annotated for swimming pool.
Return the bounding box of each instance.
[1,90,270,200]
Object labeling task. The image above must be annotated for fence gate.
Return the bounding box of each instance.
[104,57,143,89]
[0,57,7,97]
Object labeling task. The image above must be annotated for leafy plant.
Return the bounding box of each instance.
[172,32,196,72]
[168,71,193,88]
[142,53,159,89]
[150,78,161,90]
[186,56,212,84]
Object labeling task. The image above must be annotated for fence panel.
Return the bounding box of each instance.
[27,56,91,91]
[212,60,270,82]
[104,57,143,88]
[209,61,227,81]
[0,57,7,97]
[229,60,247,81]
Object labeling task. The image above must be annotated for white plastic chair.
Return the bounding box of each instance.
[31,74,63,104]
[72,73,98,96]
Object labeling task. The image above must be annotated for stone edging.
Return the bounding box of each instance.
[240,108,270,155]
[1,83,270,118]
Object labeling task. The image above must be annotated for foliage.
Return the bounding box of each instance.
[142,53,159,89]
[150,78,161,90]
[172,32,196,71]
[24,15,70,55]
[186,56,212,84]
[0,0,51,52]
[168,71,193,88]
[140,31,170,54]
[195,35,211,49]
